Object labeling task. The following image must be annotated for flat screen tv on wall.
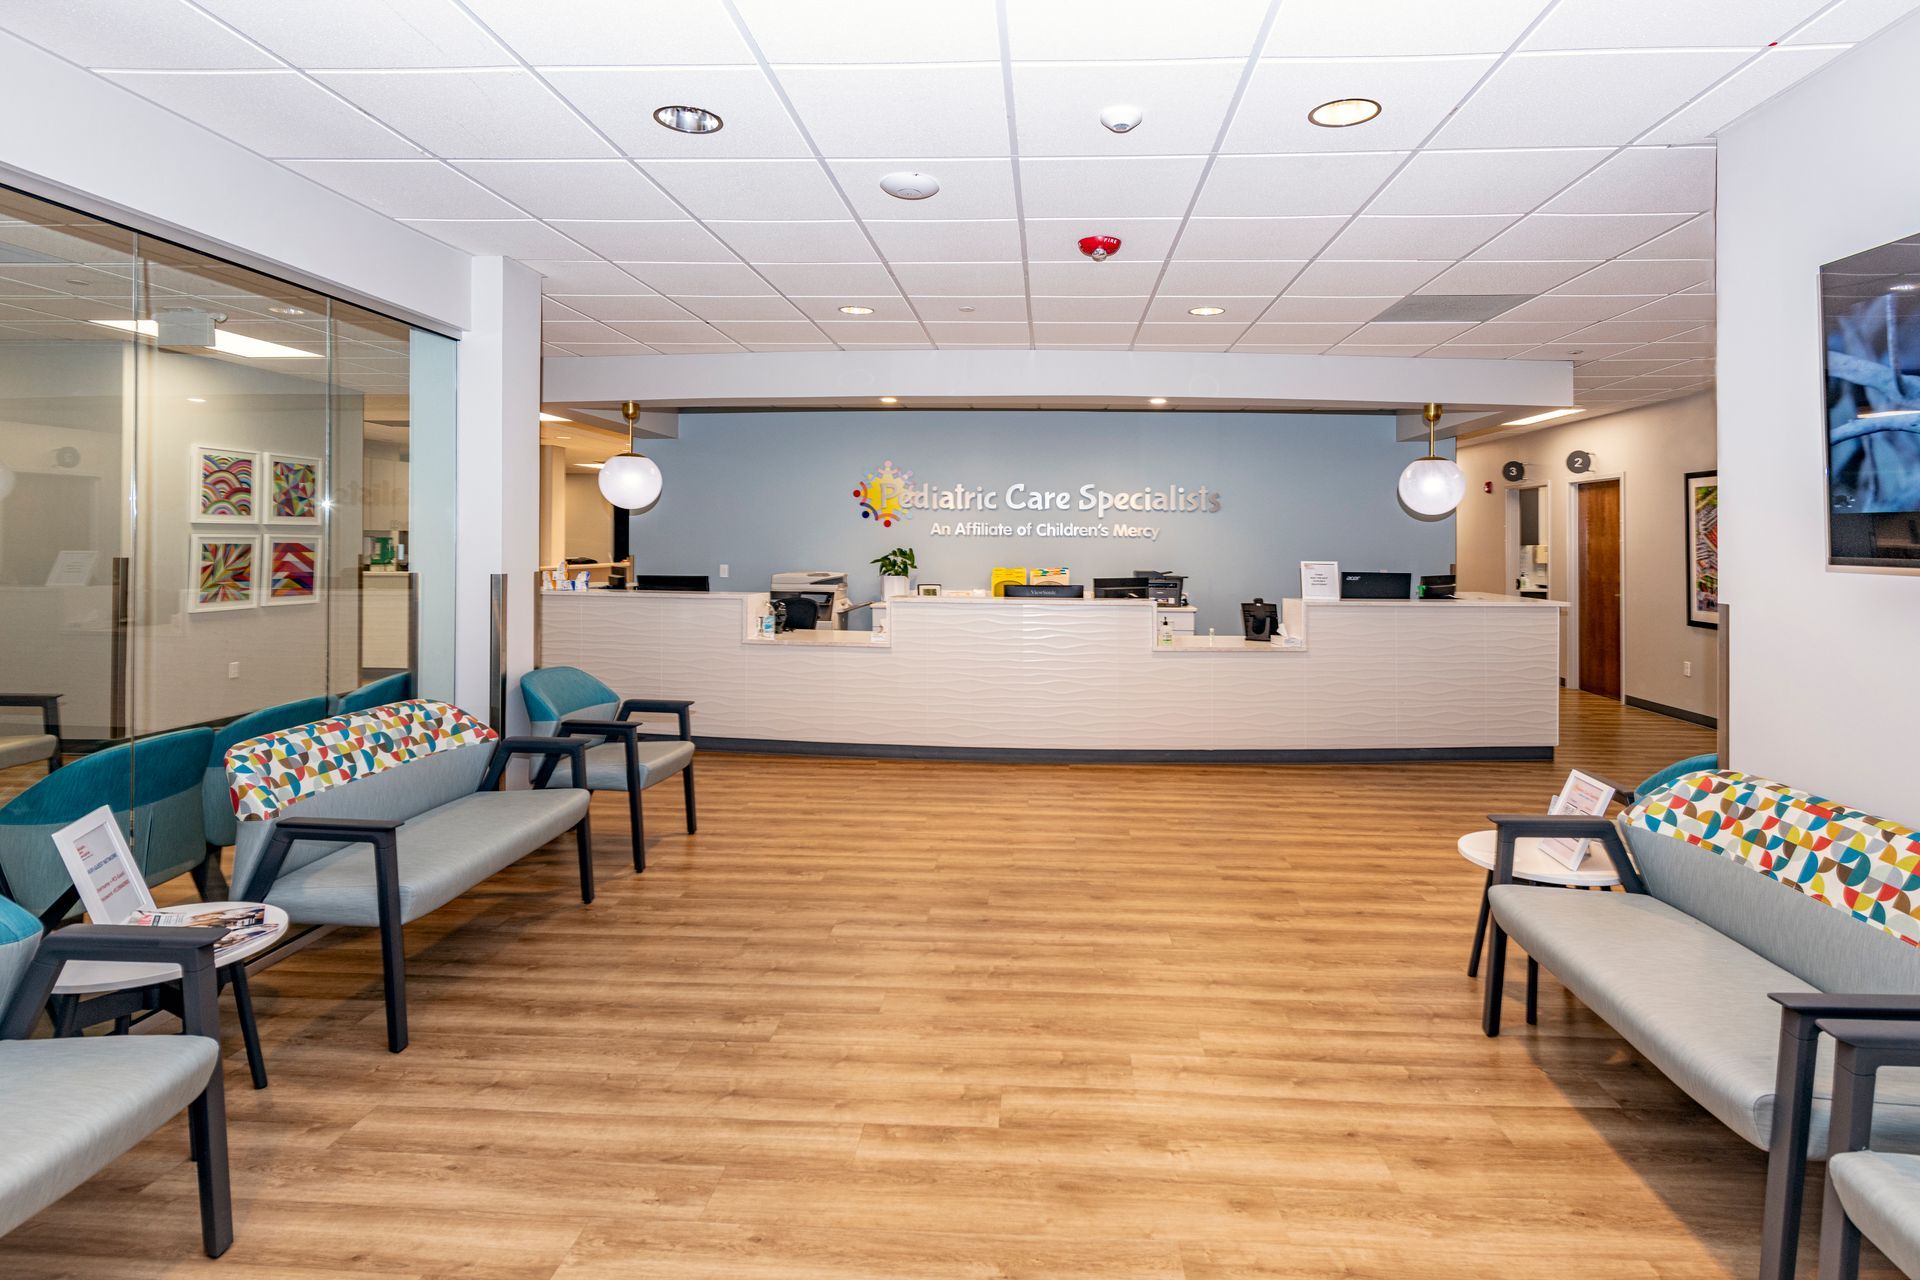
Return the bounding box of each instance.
[1822,233,1920,567]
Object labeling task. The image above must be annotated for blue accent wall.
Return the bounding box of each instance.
[626,410,1456,634]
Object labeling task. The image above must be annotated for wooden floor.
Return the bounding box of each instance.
[3,693,1897,1278]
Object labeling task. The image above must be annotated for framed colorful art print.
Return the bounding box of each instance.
[192,446,259,524]
[189,533,259,612]
[262,536,320,607]
[1684,470,1719,629]
[264,452,322,525]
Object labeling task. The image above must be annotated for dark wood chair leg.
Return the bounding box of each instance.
[373,833,408,1053]
[682,761,697,833]
[1482,923,1507,1037]
[576,812,595,904]
[190,845,229,900]
[630,787,646,873]
[228,965,269,1089]
[1467,869,1492,977]
[188,1081,234,1257]
[1525,954,1540,1025]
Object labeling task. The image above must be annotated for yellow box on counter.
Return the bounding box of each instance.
[990,567,1028,597]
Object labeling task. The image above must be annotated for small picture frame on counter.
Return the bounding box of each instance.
[916,584,942,597]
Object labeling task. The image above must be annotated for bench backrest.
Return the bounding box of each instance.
[0,896,41,1016]
[1623,770,1920,994]
[227,700,496,891]
[520,666,618,736]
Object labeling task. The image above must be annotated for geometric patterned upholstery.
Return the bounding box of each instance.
[226,699,496,824]
[1625,770,1920,951]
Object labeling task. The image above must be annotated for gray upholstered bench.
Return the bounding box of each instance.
[1481,770,1920,1280]
[224,699,593,1053]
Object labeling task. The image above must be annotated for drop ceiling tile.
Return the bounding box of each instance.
[1563,320,1705,345]
[1143,296,1274,323]
[283,160,521,219]
[1036,342,1134,349]
[194,0,511,68]
[1157,261,1307,295]
[542,297,589,322]
[549,294,696,322]
[1006,0,1271,60]
[317,69,614,159]
[1136,341,1235,352]
[1176,218,1348,260]
[2,0,276,68]
[1260,296,1399,322]
[1231,343,1335,354]
[524,260,657,293]
[102,71,421,158]
[709,321,827,343]
[1330,343,1440,357]
[1624,213,1715,259]
[401,218,588,257]
[923,321,1034,343]
[1654,358,1715,377]
[1471,213,1690,260]
[1641,45,1846,144]
[617,262,777,294]
[1454,319,1590,343]
[889,262,1028,294]
[543,320,625,343]
[543,67,811,160]
[1288,259,1452,295]
[1618,294,1717,322]
[1422,259,1601,293]
[1553,258,1713,294]
[913,296,1029,321]
[735,0,1001,61]
[1028,261,1163,295]
[739,341,839,351]
[1542,146,1717,214]
[1494,293,1660,321]
[1020,157,1210,220]
[555,340,655,355]
[1227,56,1496,154]
[1196,153,1406,217]
[1027,218,1183,262]
[1241,321,1364,344]
[785,296,915,322]
[1031,322,1144,343]
[1518,342,1641,361]
[1523,0,1828,50]
[814,320,929,342]
[1604,375,1714,392]
[836,341,934,349]
[551,220,737,260]
[706,220,877,263]
[1426,344,1537,358]
[1348,320,1479,344]
[606,321,733,342]
[1323,215,1517,260]
[1012,60,1243,157]
[652,295,800,322]
[1433,51,1751,149]
[827,158,1016,220]
[647,342,748,353]
[641,159,848,221]
[1263,0,1554,56]
[1367,148,1610,216]
[1030,296,1150,322]
[756,263,902,295]
[1788,0,1920,42]
[1577,357,1692,376]
[777,64,1010,158]
[454,160,683,220]
[459,0,753,64]
[866,220,1023,263]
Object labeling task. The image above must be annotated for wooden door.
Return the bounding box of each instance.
[1578,479,1622,699]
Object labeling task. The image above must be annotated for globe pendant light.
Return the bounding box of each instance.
[1398,401,1466,518]
[598,400,664,510]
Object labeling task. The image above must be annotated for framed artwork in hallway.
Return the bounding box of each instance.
[1685,470,1719,629]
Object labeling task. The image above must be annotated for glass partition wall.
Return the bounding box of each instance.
[0,184,452,909]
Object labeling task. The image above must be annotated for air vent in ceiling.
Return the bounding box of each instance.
[1372,294,1532,323]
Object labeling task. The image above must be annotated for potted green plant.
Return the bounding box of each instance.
[871,546,915,599]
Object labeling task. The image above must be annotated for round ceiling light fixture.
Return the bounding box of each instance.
[1099,104,1144,133]
[1308,97,1383,128]
[1188,306,1225,316]
[839,305,875,315]
[879,171,940,200]
[1397,402,1466,519]
[598,400,665,510]
[653,104,723,134]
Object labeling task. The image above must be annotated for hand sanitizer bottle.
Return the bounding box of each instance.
[1158,614,1174,647]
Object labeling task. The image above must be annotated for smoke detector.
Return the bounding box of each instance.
[879,171,940,200]
[1078,235,1122,262]
[1100,104,1143,133]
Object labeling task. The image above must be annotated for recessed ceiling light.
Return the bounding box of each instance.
[1187,306,1225,317]
[1307,98,1383,128]
[653,104,723,134]
[1148,397,1168,406]
[268,305,309,317]
[879,171,939,200]
[186,396,207,403]
[879,396,899,404]
[88,318,321,359]
[839,305,875,315]
[1502,407,1583,427]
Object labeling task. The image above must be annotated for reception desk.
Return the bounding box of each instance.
[537,589,1564,762]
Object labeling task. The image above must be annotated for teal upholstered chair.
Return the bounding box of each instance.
[0,694,62,775]
[334,673,411,716]
[0,727,216,925]
[0,895,233,1256]
[1632,752,1718,801]
[520,667,695,872]
[201,696,332,863]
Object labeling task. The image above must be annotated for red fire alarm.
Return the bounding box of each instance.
[1078,234,1122,262]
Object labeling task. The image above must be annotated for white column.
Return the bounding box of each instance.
[453,255,542,731]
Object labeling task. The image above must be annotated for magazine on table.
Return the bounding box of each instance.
[126,905,275,954]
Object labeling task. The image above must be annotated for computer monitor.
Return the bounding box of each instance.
[1003,583,1086,598]
[631,574,710,592]
[1092,576,1149,598]
[1340,571,1412,600]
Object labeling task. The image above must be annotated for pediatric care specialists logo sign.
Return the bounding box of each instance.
[852,459,1222,543]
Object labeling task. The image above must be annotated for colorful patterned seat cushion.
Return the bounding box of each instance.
[226,699,496,823]
[1626,771,1920,950]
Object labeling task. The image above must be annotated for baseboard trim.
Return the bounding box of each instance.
[1624,696,1718,729]
[691,737,1554,765]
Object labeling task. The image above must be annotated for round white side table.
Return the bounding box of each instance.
[1459,831,1621,1022]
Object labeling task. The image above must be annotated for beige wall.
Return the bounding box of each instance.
[564,473,613,563]
[1458,391,1718,722]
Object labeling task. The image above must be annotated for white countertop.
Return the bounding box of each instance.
[1305,591,1566,609]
